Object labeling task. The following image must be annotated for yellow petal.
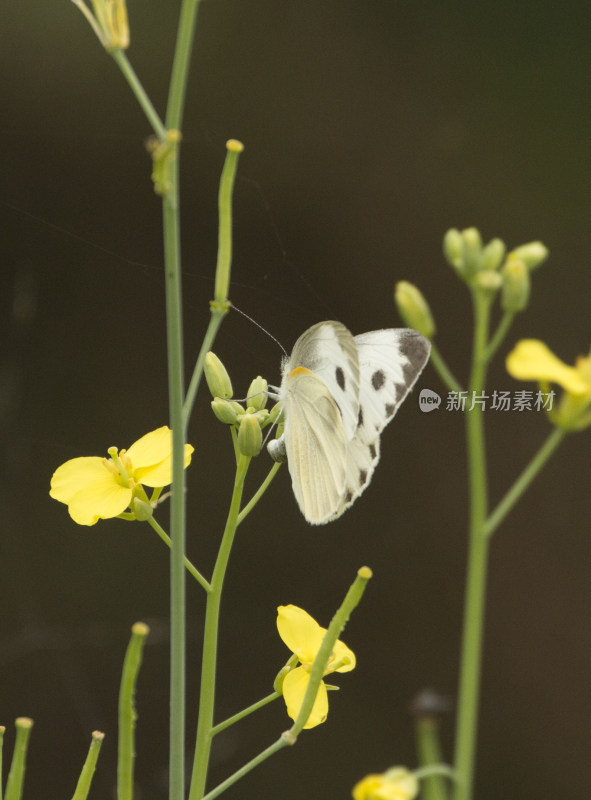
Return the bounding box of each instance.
[352,770,419,800]
[282,667,328,729]
[352,774,384,800]
[331,638,357,673]
[68,483,132,526]
[277,605,325,663]
[50,457,113,504]
[126,426,174,469]
[135,444,194,487]
[506,340,590,395]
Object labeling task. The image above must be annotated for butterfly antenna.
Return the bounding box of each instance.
[231,304,288,357]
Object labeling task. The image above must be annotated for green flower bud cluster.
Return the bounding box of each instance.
[394,230,549,340]
[442,227,548,312]
[204,351,279,457]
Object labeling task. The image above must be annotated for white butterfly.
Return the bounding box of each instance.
[267,321,431,525]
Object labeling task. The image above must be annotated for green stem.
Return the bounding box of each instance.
[4,718,34,800]
[189,455,251,800]
[0,725,4,800]
[184,141,242,426]
[117,623,149,800]
[110,50,166,138]
[162,148,187,800]
[201,737,289,800]
[166,0,203,131]
[485,426,566,537]
[453,291,491,800]
[415,717,448,800]
[237,462,282,524]
[163,10,205,787]
[71,731,105,800]
[183,312,226,428]
[211,692,281,737]
[146,515,212,592]
[429,342,463,394]
[415,765,458,783]
[484,310,514,364]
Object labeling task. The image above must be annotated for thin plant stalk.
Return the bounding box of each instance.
[162,4,204,797]
[189,455,251,800]
[485,426,566,537]
[211,693,281,737]
[453,291,491,800]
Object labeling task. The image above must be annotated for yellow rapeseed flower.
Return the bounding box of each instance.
[352,767,419,800]
[506,339,591,429]
[50,426,194,526]
[276,604,355,729]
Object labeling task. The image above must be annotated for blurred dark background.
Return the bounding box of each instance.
[1,1,590,798]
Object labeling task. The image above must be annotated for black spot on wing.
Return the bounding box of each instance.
[357,406,364,428]
[372,369,386,390]
[359,469,368,486]
[336,366,346,391]
[385,403,395,418]
[345,489,353,503]
[369,442,377,460]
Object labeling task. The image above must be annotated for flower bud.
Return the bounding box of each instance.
[132,497,153,521]
[442,228,464,273]
[352,767,419,800]
[267,402,284,425]
[394,281,436,339]
[72,0,130,51]
[474,269,503,299]
[204,352,233,399]
[461,227,483,277]
[508,241,549,270]
[247,376,268,411]
[478,237,506,272]
[237,413,262,456]
[501,258,530,312]
[211,398,243,425]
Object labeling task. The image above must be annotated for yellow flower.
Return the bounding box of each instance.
[50,426,194,526]
[506,339,591,429]
[276,604,355,729]
[352,767,419,800]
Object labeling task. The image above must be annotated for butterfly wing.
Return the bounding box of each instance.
[330,328,431,519]
[287,321,360,439]
[282,369,348,524]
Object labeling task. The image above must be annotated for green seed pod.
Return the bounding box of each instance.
[204,352,233,399]
[237,413,262,456]
[394,281,436,339]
